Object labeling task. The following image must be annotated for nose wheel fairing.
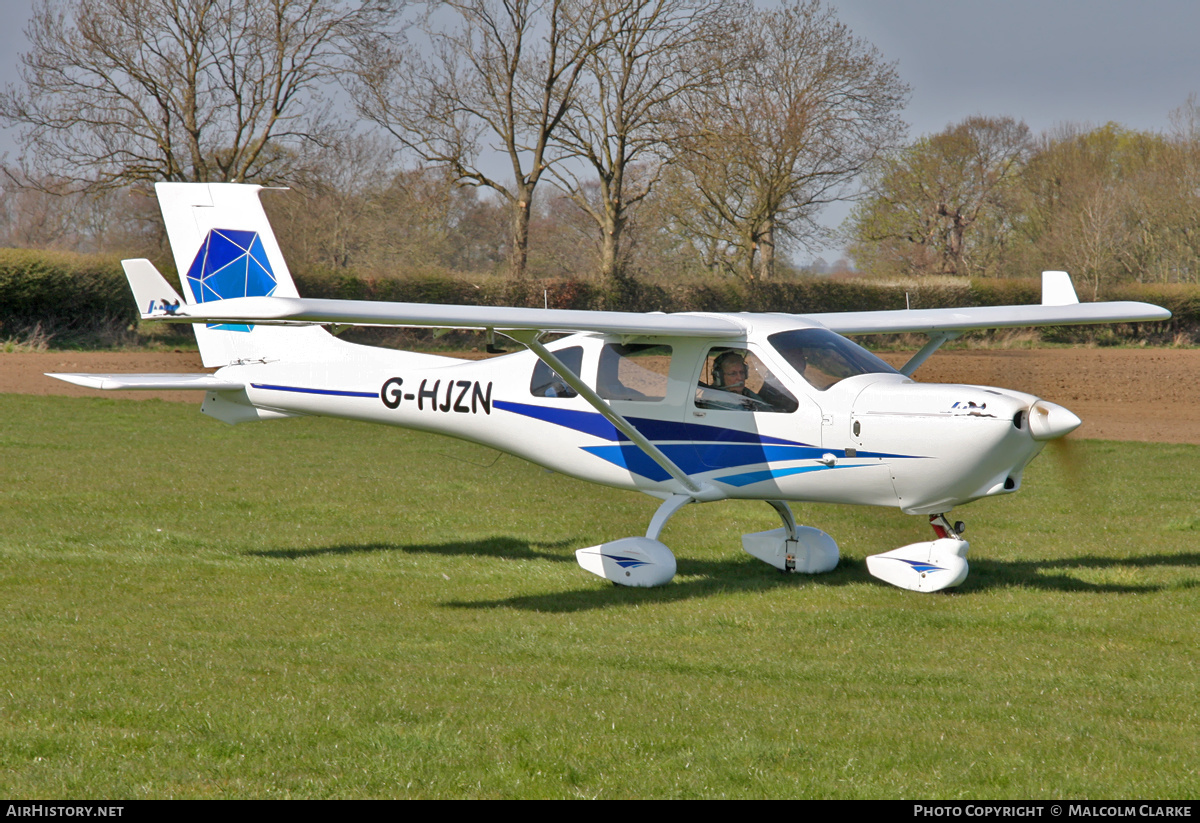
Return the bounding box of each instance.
[866,515,970,592]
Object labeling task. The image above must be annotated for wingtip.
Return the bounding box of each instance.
[1041,270,1080,306]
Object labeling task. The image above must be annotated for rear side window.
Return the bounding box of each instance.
[597,343,673,402]
[530,346,583,398]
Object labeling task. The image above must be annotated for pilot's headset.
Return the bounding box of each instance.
[712,350,747,388]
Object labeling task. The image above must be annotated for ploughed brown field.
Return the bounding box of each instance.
[4,347,1198,445]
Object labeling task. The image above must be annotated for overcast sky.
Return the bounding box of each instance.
[816,0,1200,260]
[835,0,1198,138]
[2,1,1197,259]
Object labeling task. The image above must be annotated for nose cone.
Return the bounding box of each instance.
[1028,400,1082,441]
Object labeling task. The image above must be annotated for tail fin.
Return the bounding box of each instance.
[155,183,335,368]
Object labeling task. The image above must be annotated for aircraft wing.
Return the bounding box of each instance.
[127,257,1168,383]
[122,256,745,338]
[800,272,1170,376]
[144,294,747,339]
[136,261,1168,338]
[150,289,1169,338]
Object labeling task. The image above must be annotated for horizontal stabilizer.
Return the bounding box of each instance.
[46,373,244,391]
[123,259,186,318]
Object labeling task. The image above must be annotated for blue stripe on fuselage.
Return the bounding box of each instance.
[493,400,812,446]
[718,464,852,487]
[490,398,926,483]
[582,443,831,481]
[251,383,379,398]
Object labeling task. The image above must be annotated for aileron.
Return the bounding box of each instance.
[810,301,1170,336]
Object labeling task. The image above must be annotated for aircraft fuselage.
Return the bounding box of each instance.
[204,322,1061,517]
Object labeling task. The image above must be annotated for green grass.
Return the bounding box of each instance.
[0,395,1196,798]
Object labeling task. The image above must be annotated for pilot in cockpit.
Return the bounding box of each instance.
[712,352,761,401]
[696,350,766,410]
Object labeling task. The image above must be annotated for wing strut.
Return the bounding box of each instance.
[900,332,961,376]
[506,330,703,495]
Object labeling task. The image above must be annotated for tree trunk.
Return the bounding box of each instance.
[509,190,533,279]
[757,217,776,280]
[599,211,625,284]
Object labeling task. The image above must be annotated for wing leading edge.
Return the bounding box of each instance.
[129,281,746,342]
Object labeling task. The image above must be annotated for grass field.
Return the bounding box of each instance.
[1,394,1196,798]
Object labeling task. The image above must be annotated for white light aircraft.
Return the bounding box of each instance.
[50,184,1171,592]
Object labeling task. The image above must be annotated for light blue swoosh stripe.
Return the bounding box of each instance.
[717,464,866,487]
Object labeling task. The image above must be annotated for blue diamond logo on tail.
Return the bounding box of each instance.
[185,229,277,332]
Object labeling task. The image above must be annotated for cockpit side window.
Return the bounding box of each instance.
[597,343,673,401]
[530,346,584,398]
[694,347,798,413]
[768,329,900,390]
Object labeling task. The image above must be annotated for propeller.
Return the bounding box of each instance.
[1028,400,1082,441]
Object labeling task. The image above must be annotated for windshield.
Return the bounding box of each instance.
[768,329,900,391]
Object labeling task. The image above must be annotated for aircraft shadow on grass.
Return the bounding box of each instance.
[966,552,1200,595]
[250,539,1198,613]
[248,536,577,562]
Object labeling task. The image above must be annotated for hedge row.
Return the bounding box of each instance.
[0,249,136,333]
[2,249,1196,346]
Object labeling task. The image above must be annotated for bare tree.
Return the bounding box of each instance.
[546,0,738,282]
[1162,95,1200,283]
[267,140,513,276]
[1020,122,1195,288]
[848,116,1031,277]
[0,0,390,190]
[669,0,907,280]
[265,134,400,271]
[0,166,164,253]
[354,0,610,278]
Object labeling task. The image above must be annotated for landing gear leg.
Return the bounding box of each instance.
[767,500,799,541]
[929,513,966,540]
[646,494,694,540]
